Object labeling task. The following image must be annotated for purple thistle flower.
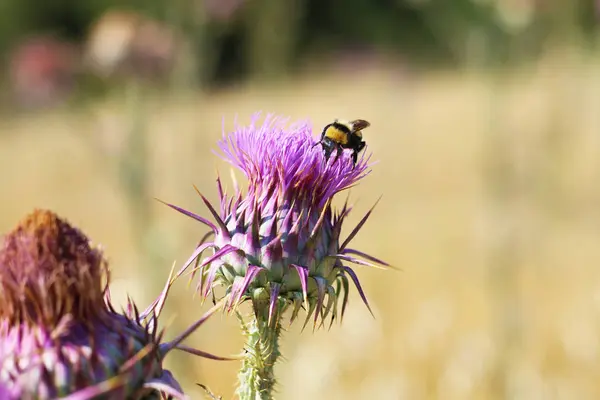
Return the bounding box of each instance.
[167,113,389,327]
[0,209,230,399]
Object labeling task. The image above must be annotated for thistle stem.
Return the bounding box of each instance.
[236,306,284,400]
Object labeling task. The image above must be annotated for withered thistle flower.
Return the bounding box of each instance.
[164,114,388,399]
[0,209,228,399]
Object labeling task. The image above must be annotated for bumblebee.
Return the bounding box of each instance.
[314,119,370,166]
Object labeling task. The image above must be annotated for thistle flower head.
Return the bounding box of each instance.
[0,210,107,328]
[0,209,228,399]
[168,114,389,328]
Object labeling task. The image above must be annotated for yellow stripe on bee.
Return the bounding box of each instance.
[325,126,349,145]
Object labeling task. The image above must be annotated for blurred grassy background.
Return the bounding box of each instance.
[2,1,600,399]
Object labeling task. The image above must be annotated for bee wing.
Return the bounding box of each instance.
[350,119,371,130]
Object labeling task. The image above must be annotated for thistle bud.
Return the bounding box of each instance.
[0,210,228,399]
[168,114,389,327]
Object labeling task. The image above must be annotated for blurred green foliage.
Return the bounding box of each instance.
[0,0,597,85]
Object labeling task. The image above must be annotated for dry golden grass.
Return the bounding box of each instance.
[2,47,600,399]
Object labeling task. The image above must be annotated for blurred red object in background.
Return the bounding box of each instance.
[9,36,78,109]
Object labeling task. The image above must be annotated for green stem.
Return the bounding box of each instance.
[236,306,284,400]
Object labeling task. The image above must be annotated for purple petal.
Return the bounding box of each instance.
[190,232,217,283]
[261,206,279,239]
[214,115,373,207]
[263,238,283,268]
[307,198,332,244]
[249,201,261,251]
[343,266,374,318]
[235,208,247,233]
[216,175,225,215]
[126,295,135,317]
[280,197,297,233]
[331,254,388,270]
[288,207,305,237]
[202,263,221,298]
[155,198,217,232]
[197,230,216,246]
[176,242,218,279]
[196,244,240,272]
[332,205,352,242]
[291,264,309,307]
[341,248,391,267]
[231,264,262,306]
[339,196,381,251]
[197,245,242,299]
[140,263,175,320]
[140,298,159,322]
[282,231,299,259]
[193,185,230,236]
[174,345,238,361]
[227,276,247,310]
[161,301,223,354]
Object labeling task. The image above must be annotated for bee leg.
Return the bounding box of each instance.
[323,145,333,163]
[333,146,343,164]
[353,141,365,167]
